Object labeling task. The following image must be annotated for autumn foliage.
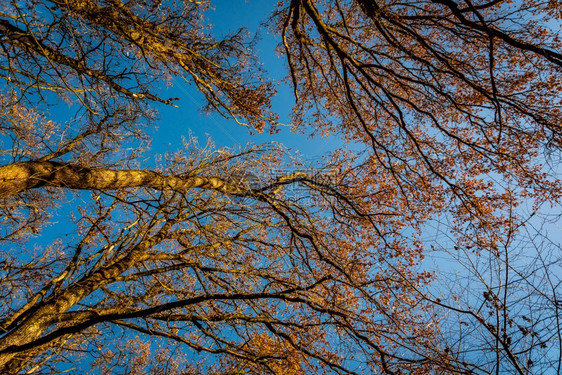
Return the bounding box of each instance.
[0,0,561,374]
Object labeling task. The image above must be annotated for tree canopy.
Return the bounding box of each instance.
[0,0,561,373]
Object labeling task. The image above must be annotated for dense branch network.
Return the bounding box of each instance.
[0,0,560,373]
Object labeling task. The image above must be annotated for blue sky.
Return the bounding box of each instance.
[148,0,342,162]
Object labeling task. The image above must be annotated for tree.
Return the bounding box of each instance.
[0,1,440,373]
[426,212,562,374]
[0,0,560,373]
[280,0,562,222]
[0,142,440,373]
[278,1,562,373]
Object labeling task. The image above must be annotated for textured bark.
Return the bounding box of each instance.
[0,231,162,370]
[0,161,248,198]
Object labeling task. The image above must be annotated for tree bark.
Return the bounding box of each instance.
[0,161,247,198]
[0,230,163,371]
